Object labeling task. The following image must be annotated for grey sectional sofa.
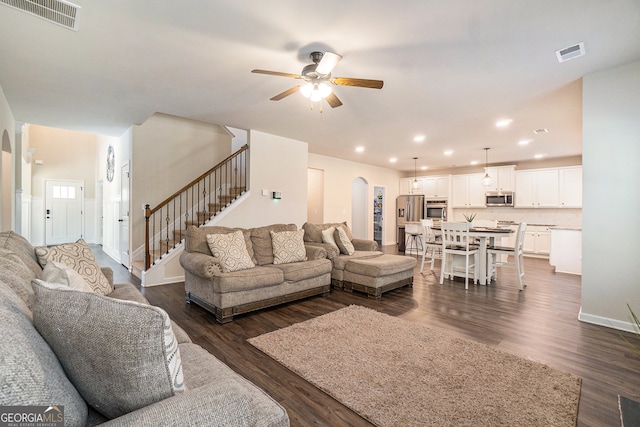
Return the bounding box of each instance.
[180,224,332,323]
[0,231,289,426]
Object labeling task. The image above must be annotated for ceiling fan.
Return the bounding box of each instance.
[251,51,384,109]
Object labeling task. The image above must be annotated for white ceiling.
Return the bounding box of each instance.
[1,1,639,173]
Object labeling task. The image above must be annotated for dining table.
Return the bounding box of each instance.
[431,225,515,285]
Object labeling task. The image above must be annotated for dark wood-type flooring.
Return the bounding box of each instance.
[95,246,640,426]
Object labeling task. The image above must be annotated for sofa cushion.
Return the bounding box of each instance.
[186,225,256,264]
[271,258,332,282]
[0,230,43,279]
[0,281,88,426]
[42,260,94,292]
[0,248,37,310]
[270,229,307,265]
[334,226,355,255]
[250,224,297,266]
[206,230,256,273]
[31,280,186,419]
[213,266,284,293]
[303,221,353,243]
[331,250,385,271]
[35,239,113,296]
[321,226,339,251]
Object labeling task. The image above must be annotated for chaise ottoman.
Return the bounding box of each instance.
[342,254,416,299]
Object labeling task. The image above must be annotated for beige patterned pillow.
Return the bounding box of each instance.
[206,230,255,273]
[334,226,355,255]
[270,229,307,265]
[31,279,186,419]
[42,261,94,293]
[35,239,113,295]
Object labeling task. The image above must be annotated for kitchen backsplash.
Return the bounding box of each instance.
[451,207,582,228]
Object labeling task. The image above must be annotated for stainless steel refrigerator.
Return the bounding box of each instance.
[396,195,425,251]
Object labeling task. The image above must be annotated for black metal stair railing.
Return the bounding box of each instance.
[144,144,248,270]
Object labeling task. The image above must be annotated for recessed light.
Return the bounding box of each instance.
[389,157,397,163]
[444,150,454,156]
[533,128,548,134]
[414,134,426,142]
[534,154,544,159]
[518,139,532,145]
[420,166,428,170]
[355,146,364,152]
[496,118,513,128]
[470,160,479,165]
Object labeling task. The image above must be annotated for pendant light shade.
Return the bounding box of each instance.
[481,148,493,186]
[412,157,420,189]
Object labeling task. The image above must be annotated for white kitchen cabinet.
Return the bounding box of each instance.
[400,178,423,195]
[558,166,582,208]
[485,165,516,192]
[523,225,551,256]
[549,228,582,274]
[515,169,559,208]
[451,173,486,208]
[423,176,449,198]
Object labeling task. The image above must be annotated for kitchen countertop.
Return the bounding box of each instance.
[550,226,582,231]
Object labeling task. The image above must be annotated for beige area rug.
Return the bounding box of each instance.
[248,305,581,427]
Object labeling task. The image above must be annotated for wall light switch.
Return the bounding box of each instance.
[261,189,269,196]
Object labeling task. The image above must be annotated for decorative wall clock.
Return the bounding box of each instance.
[106,145,115,182]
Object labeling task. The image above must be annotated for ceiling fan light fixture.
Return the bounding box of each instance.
[300,82,332,101]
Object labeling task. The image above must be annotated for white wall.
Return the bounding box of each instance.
[0,86,15,232]
[214,130,308,229]
[580,60,640,331]
[308,153,403,244]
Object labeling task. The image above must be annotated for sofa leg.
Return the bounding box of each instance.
[185,291,191,304]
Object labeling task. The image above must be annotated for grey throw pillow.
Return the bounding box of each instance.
[31,280,186,419]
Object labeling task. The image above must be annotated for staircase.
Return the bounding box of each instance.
[132,145,248,280]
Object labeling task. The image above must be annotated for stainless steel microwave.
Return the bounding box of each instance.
[486,191,514,207]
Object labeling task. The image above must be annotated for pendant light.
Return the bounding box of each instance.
[481,148,493,186]
[412,157,420,189]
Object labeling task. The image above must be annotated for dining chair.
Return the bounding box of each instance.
[404,223,423,257]
[486,222,527,290]
[419,219,441,273]
[439,222,479,289]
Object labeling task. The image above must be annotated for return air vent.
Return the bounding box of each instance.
[555,42,585,63]
[0,0,80,31]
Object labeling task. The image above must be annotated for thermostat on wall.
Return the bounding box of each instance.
[272,191,281,200]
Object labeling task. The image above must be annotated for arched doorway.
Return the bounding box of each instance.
[351,177,368,239]
[1,130,12,231]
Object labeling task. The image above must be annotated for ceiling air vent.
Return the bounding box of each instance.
[555,42,585,63]
[0,0,80,31]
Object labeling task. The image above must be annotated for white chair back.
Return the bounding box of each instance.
[441,221,473,248]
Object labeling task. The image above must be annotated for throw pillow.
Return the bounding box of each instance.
[334,226,355,256]
[34,239,113,296]
[42,261,94,293]
[270,229,307,265]
[31,279,186,419]
[206,230,255,273]
[321,226,339,251]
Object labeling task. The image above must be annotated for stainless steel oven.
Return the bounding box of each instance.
[425,199,447,226]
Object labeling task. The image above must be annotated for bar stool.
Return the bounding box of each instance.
[404,223,423,257]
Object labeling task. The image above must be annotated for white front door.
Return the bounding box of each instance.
[119,163,130,268]
[45,179,84,245]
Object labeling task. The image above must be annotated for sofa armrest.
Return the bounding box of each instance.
[304,242,339,260]
[101,383,278,427]
[304,244,327,260]
[101,267,114,286]
[352,239,378,251]
[179,252,222,279]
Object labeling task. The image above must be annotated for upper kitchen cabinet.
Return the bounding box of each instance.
[515,169,559,208]
[485,165,516,192]
[451,173,486,208]
[558,166,582,208]
[400,177,423,195]
[423,176,449,198]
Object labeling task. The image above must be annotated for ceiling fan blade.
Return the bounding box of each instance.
[315,52,343,75]
[325,92,343,108]
[331,77,384,89]
[252,69,301,79]
[270,86,301,101]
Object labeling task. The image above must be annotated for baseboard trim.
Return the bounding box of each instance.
[578,307,637,333]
